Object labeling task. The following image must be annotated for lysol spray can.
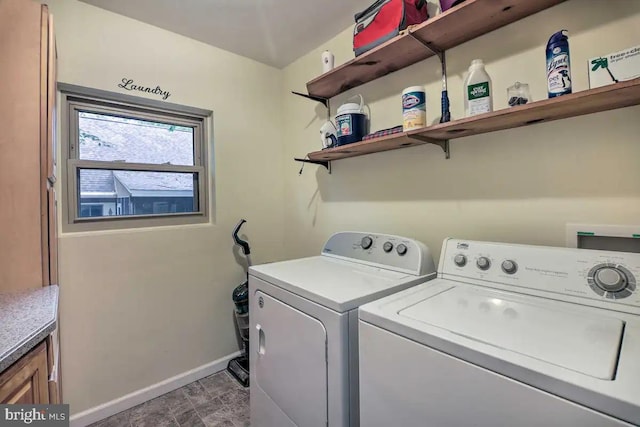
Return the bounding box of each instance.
[546,30,572,98]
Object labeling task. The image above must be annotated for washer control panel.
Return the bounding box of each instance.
[322,232,435,276]
[441,239,640,309]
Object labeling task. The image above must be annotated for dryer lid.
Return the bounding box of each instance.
[398,286,624,380]
[250,256,425,312]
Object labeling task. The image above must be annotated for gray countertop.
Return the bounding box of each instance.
[0,285,59,373]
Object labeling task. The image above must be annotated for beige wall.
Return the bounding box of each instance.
[282,0,640,261]
[45,0,285,414]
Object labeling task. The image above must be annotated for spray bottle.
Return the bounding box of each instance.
[546,30,572,97]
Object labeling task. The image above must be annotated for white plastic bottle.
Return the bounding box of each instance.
[464,59,493,117]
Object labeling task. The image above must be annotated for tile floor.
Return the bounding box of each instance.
[89,371,250,427]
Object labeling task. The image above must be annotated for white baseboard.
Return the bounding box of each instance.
[69,351,241,427]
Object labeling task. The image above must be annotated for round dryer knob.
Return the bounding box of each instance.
[454,254,467,267]
[383,242,394,253]
[594,267,627,293]
[477,257,491,271]
[396,244,408,256]
[361,236,373,250]
[501,260,518,274]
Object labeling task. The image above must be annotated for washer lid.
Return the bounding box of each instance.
[250,256,423,312]
[399,286,624,380]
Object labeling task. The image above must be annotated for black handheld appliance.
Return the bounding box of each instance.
[227,219,251,387]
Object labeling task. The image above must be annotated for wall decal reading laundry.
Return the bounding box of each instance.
[118,78,171,100]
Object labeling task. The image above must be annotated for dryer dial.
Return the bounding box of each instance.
[501,260,518,275]
[396,244,408,256]
[454,254,467,267]
[477,257,491,271]
[361,236,373,250]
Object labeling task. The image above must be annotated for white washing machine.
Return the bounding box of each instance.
[248,231,436,427]
[359,239,640,427]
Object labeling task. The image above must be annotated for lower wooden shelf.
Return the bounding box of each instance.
[306,78,640,162]
[308,132,421,161]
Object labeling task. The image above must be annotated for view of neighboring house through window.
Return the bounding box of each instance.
[78,113,196,218]
[61,87,210,230]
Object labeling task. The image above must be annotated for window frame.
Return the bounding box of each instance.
[59,84,213,232]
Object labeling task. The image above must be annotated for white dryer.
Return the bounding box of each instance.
[248,232,436,427]
[359,239,640,427]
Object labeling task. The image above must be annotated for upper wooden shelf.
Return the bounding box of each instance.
[307,79,640,162]
[306,0,565,99]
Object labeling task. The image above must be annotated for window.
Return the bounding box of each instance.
[60,84,212,231]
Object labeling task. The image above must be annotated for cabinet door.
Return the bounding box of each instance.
[0,0,45,290]
[40,9,58,286]
[39,5,50,286]
[47,185,58,285]
[46,332,60,404]
[47,12,57,184]
[0,342,50,404]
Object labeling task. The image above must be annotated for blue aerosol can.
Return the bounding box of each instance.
[546,30,572,97]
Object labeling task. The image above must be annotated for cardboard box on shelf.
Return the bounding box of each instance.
[589,45,640,89]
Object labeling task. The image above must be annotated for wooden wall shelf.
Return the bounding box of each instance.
[309,132,425,162]
[307,79,640,162]
[306,0,566,99]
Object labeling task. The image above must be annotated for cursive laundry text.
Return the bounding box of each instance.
[118,78,171,100]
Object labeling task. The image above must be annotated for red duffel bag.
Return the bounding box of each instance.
[353,0,429,57]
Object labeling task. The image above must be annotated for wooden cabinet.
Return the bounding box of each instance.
[46,330,61,404]
[0,342,50,405]
[47,187,59,286]
[0,0,58,292]
[0,0,62,404]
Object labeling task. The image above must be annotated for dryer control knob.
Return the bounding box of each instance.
[501,260,518,274]
[383,242,394,253]
[454,254,467,267]
[396,244,408,256]
[477,257,491,271]
[594,267,627,293]
[361,236,373,250]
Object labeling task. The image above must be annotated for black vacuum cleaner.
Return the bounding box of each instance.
[227,219,251,387]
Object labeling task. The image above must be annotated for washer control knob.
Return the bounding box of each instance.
[587,264,636,299]
[361,236,373,250]
[383,242,394,253]
[477,257,491,271]
[594,267,627,293]
[454,254,467,267]
[396,244,408,256]
[501,260,518,275]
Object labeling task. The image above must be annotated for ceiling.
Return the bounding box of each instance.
[79,0,375,68]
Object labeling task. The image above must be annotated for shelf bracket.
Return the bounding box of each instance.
[291,91,329,108]
[294,157,331,174]
[292,91,331,121]
[408,135,450,159]
[406,31,451,123]
[406,32,443,59]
